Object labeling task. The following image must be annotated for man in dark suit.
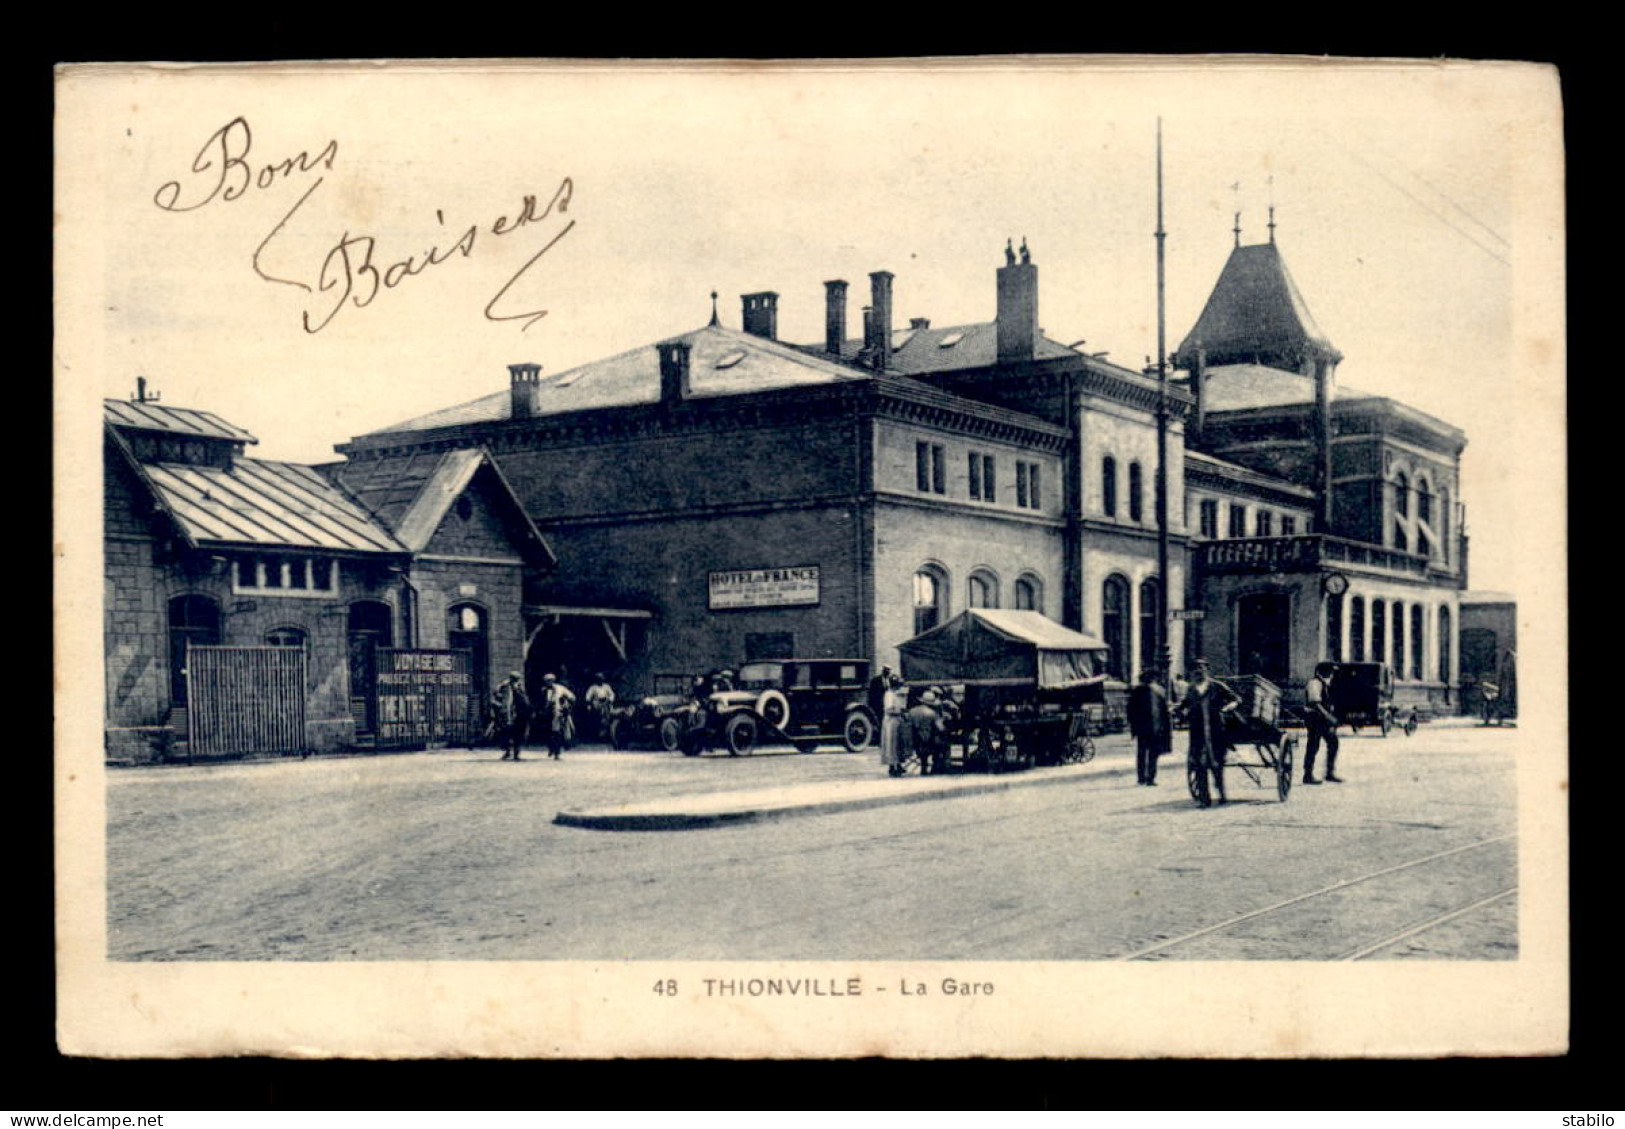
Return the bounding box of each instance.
[1302,662,1342,784]
[1127,669,1172,786]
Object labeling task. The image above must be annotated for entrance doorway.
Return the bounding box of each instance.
[168,594,220,708]
[447,603,491,723]
[347,600,394,736]
[1236,592,1291,685]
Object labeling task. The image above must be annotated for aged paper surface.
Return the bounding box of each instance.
[55,58,1567,1058]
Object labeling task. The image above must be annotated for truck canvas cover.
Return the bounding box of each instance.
[899,609,1110,689]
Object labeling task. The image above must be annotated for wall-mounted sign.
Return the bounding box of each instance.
[709,566,820,610]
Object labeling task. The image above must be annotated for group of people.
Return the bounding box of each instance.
[488,671,618,761]
[1127,659,1343,802]
[871,667,958,777]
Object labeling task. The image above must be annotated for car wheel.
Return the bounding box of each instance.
[842,710,875,753]
[725,713,759,756]
[658,717,684,753]
[757,690,791,733]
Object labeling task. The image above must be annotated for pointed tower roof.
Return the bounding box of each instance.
[1174,241,1341,370]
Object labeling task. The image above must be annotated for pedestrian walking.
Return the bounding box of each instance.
[906,690,947,776]
[584,673,616,743]
[1127,669,1172,786]
[536,673,577,760]
[491,671,531,761]
[1302,661,1342,784]
[880,674,907,776]
[868,666,893,728]
[1179,658,1239,804]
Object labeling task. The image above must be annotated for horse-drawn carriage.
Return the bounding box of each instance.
[896,609,1110,774]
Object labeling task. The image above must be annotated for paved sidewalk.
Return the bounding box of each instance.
[554,740,1137,830]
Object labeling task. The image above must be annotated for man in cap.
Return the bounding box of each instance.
[490,671,531,761]
[1302,662,1342,784]
[537,673,577,760]
[1179,658,1239,804]
[906,689,947,775]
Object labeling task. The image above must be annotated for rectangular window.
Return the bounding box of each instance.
[1029,464,1041,509]
[263,555,285,588]
[981,455,995,501]
[1015,462,1028,508]
[968,451,982,500]
[932,445,945,494]
[1229,504,1247,538]
[1199,499,1219,539]
[1256,511,1273,537]
[1281,515,1298,536]
[916,442,931,492]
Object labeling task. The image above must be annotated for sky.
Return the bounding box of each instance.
[61,59,1563,594]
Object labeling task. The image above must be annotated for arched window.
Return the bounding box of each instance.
[1128,462,1144,522]
[1438,605,1453,684]
[1392,601,1405,678]
[1372,599,1387,663]
[1350,596,1366,662]
[1326,593,1344,662]
[1102,575,1130,681]
[1394,471,1409,516]
[1138,578,1161,676]
[913,567,947,635]
[1440,488,1451,562]
[1102,456,1118,517]
[1411,603,1425,681]
[265,626,307,648]
[968,569,999,609]
[1417,477,1434,526]
[1013,574,1042,613]
[448,602,491,708]
[168,594,221,707]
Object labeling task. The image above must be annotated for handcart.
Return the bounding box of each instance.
[896,609,1111,775]
[1187,673,1296,806]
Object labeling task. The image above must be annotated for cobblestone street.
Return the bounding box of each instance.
[106,722,1520,962]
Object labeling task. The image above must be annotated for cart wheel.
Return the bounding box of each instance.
[842,710,875,753]
[1277,736,1296,802]
[724,713,758,755]
[1187,756,1211,808]
[658,717,684,753]
[1063,735,1096,764]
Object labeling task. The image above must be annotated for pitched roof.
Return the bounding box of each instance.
[1191,364,1376,413]
[1174,242,1341,369]
[361,324,873,438]
[104,399,258,444]
[1185,449,1316,499]
[140,456,404,553]
[801,321,1081,375]
[327,448,556,566]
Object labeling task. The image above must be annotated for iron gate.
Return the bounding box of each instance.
[186,645,307,756]
[374,648,477,748]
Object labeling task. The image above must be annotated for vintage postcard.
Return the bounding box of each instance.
[55,58,1567,1058]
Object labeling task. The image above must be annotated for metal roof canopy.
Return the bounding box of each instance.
[899,609,1109,689]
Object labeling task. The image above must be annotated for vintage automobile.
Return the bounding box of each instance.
[1327,661,1415,736]
[607,673,700,752]
[683,658,876,756]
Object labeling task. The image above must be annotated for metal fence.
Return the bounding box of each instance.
[187,645,307,757]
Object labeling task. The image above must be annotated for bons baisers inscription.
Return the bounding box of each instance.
[152,117,575,334]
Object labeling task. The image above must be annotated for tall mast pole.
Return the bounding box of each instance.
[1154,119,1172,688]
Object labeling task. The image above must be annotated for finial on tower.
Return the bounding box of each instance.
[1268,205,1276,244]
[709,290,719,327]
[1004,238,1016,266]
[1019,237,1030,265]
[1233,212,1242,248]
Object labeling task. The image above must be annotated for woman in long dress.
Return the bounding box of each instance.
[881,675,907,776]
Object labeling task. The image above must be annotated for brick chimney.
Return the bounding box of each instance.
[824,280,848,355]
[869,270,894,372]
[508,363,541,420]
[742,292,778,340]
[996,242,1038,364]
[658,340,692,405]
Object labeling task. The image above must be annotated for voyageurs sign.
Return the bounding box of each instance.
[708,565,820,610]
